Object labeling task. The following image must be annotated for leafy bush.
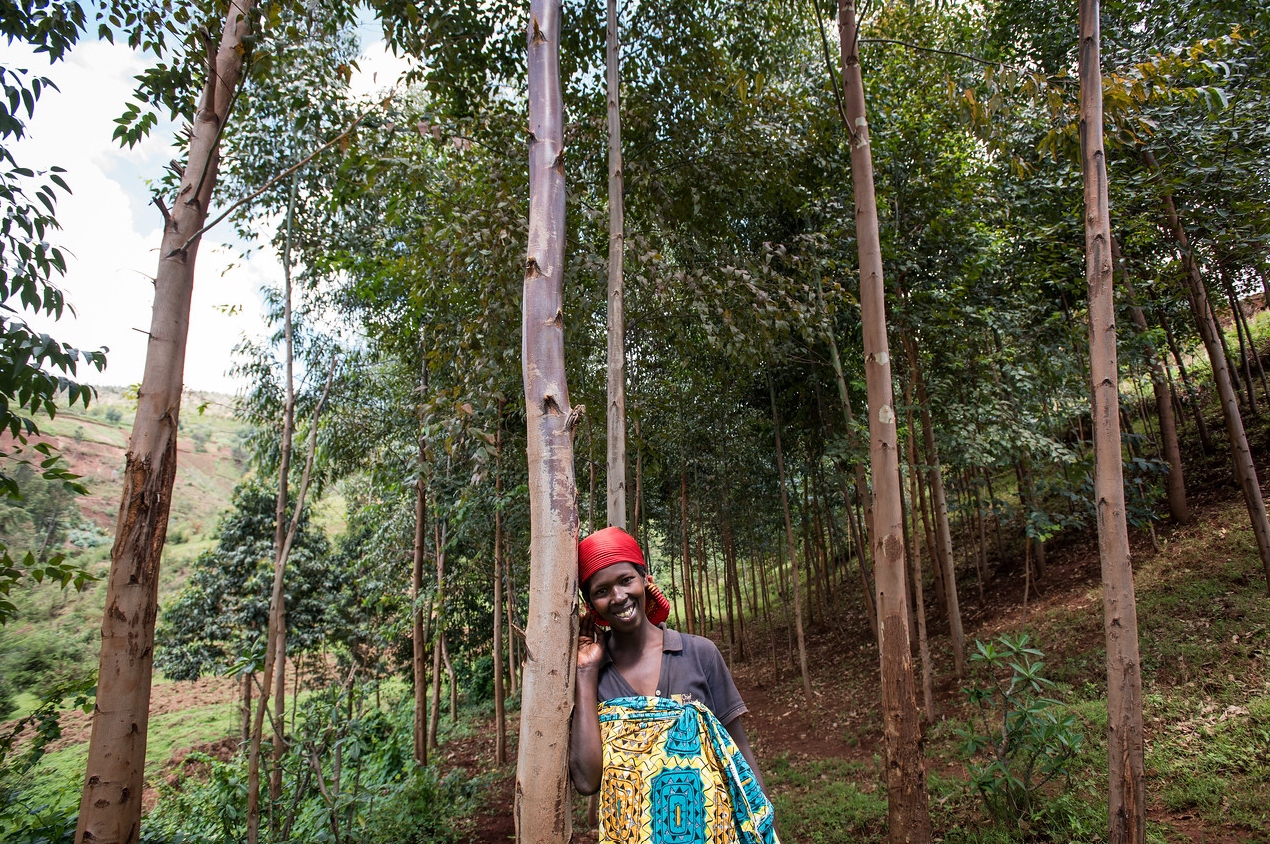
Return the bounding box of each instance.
[957,634,1084,823]
[148,683,481,844]
[0,675,95,844]
[361,766,483,844]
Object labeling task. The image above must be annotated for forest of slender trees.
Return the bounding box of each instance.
[1,1,1268,843]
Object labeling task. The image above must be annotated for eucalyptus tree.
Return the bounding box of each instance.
[77,3,258,840]
[1079,3,1145,839]
[604,0,626,530]
[838,1,931,836]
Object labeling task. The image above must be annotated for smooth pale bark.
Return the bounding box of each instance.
[903,333,965,678]
[1112,237,1188,523]
[516,3,580,841]
[839,2,931,838]
[1080,7,1146,841]
[267,171,301,825]
[494,403,507,765]
[768,373,813,701]
[605,0,627,529]
[75,6,254,842]
[247,357,335,844]
[1143,148,1270,592]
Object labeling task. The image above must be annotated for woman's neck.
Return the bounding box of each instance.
[607,620,662,664]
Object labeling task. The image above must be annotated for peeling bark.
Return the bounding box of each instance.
[75,5,255,843]
[515,3,579,842]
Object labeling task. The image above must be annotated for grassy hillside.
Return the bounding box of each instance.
[0,388,250,720]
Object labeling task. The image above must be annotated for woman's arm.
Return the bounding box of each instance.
[569,621,604,795]
[724,716,769,799]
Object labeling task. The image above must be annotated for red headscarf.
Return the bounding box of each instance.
[578,526,671,626]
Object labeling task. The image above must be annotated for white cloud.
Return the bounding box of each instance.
[4,32,398,396]
[349,39,415,100]
[5,39,269,395]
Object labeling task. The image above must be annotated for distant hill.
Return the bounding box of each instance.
[0,388,252,719]
[7,387,249,542]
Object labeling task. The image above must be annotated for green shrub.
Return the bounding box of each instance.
[361,766,483,844]
[957,633,1084,824]
[0,677,96,844]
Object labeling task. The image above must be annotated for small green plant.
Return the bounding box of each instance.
[957,633,1084,824]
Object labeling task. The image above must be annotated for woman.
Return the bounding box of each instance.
[569,526,780,844]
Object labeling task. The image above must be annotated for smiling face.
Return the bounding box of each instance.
[584,562,649,631]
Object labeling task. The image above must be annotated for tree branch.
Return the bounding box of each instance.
[859,38,1016,71]
[178,96,394,253]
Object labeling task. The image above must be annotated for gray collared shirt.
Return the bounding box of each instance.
[595,625,748,726]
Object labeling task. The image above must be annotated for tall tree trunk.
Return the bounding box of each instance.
[903,333,965,677]
[904,397,935,722]
[413,455,428,765]
[1222,264,1269,407]
[1112,237,1188,523]
[1016,458,1047,580]
[429,520,445,751]
[241,672,253,745]
[1208,292,1250,411]
[1144,149,1270,591]
[818,278,875,553]
[769,373,813,701]
[1080,10,1146,841]
[443,634,457,720]
[757,550,779,682]
[632,418,642,537]
[247,357,335,844]
[268,170,301,827]
[1156,300,1213,450]
[605,0,627,530]
[841,476,879,638]
[726,521,747,661]
[507,554,519,697]
[586,415,595,533]
[516,3,580,840]
[839,3,931,838]
[914,457,941,617]
[75,6,254,842]
[681,469,695,634]
[413,337,429,766]
[494,402,507,765]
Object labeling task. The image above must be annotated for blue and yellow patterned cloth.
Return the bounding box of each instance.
[597,695,780,844]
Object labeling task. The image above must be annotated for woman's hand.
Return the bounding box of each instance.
[577,612,605,679]
[571,611,604,795]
